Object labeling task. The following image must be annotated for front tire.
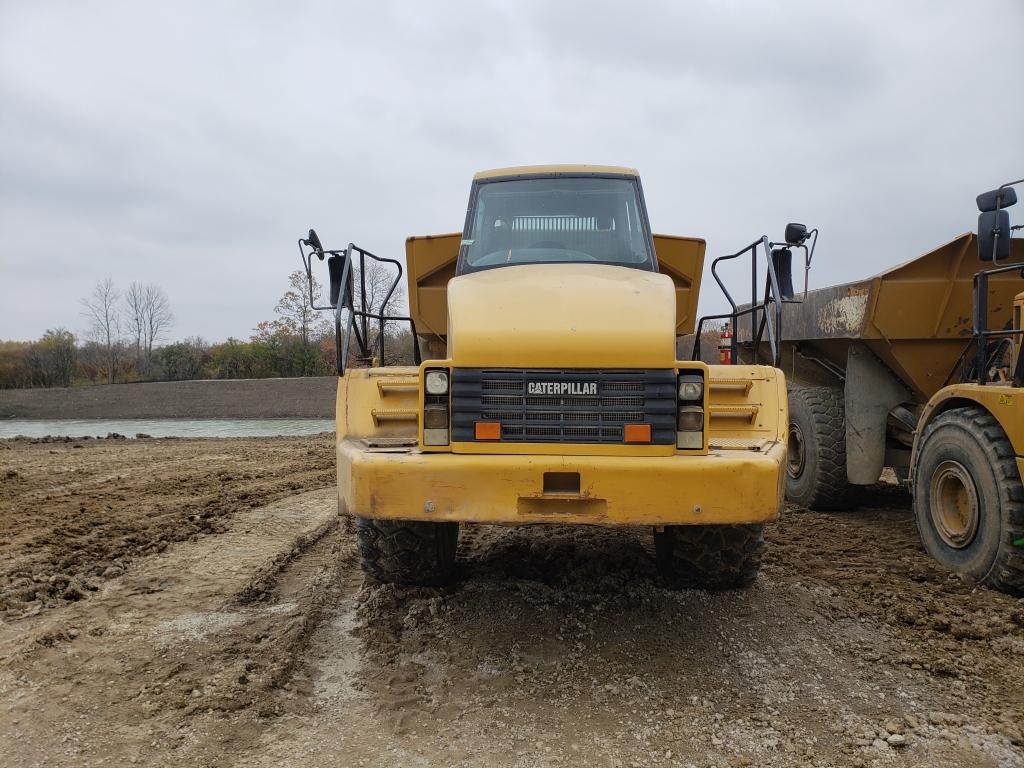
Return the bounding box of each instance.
[654,524,765,589]
[786,386,859,510]
[355,517,459,586]
[913,406,1024,595]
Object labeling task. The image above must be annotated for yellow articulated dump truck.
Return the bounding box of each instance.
[298,165,793,588]
[911,178,1024,595]
[743,177,1024,594]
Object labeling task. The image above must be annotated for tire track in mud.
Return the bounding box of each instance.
[0,488,360,768]
[0,435,335,619]
[229,499,1024,768]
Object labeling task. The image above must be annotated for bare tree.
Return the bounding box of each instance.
[81,278,121,384]
[356,259,406,321]
[124,282,174,376]
[124,282,146,371]
[142,284,174,364]
[272,270,332,349]
[350,260,409,363]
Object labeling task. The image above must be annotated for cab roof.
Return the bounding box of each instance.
[473,164,639,181]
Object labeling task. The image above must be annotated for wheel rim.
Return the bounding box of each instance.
[929,460,980,549]
[787,423,806,479]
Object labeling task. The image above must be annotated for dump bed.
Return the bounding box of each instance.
[765,234,1024,401]
[405,233,706,353]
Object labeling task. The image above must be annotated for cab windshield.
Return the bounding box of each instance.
[458,176,656,274]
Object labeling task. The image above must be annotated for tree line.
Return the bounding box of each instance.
[0,266,413,389]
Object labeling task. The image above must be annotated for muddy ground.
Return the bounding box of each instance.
[0,437,1021,767]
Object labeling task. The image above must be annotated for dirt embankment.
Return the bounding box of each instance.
[0,376,337,419]
[0,438,1022,768]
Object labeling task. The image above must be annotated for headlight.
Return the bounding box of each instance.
[423,405,448,429]
[677,405,704,450]
[678,379,704,401]
[677,406,704,431]
[425,369,449,395]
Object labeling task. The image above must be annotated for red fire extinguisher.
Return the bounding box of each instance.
[719,324,733,365]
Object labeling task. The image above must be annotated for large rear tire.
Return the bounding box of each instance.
[912,406,1024,595]
[653,524,765,589]
[786,386,860,511]
[355,517,459,586]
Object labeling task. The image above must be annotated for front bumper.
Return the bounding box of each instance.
[338,440,786,526]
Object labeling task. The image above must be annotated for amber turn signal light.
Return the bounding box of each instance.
[623,423,652,443]
[475,421,501,440]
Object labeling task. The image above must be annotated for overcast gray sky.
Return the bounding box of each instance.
[2,0,1023,343]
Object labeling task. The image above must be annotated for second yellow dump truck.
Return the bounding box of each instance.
[299,165,795,588]
[737,177,1024,594]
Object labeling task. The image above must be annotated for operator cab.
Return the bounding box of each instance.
[456,166,657,276]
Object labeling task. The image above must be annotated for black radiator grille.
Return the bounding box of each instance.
[451,368,677,444]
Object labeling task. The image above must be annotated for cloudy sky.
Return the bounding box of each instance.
[2,0,1023,344]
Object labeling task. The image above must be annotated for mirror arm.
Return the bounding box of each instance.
[803,228,819,298]
[334,311,344,376]
[998,178,1024,197]
[297,238,345,312]
[759,237,784,366]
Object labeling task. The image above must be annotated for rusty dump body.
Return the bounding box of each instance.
[747,233,1024,486]
[764,233,1024,400]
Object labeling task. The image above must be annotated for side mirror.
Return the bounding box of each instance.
[327,254,348,307]
[306,228,325,258]
[977,187,1018,213]
[771,247,795,300]
[784,222,808,245]
[978,210,1011,261]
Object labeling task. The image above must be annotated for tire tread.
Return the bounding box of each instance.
[788,386,859,511]
[654,524,764,589]
[356,517,458,586]
[914,406,1024,595]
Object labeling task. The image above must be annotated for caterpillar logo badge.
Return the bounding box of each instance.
[527,381,598,396]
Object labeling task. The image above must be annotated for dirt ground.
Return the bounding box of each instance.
[1,436,1022,768]
[0,377,336,419]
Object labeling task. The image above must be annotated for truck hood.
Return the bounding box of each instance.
[446,264,678,368]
